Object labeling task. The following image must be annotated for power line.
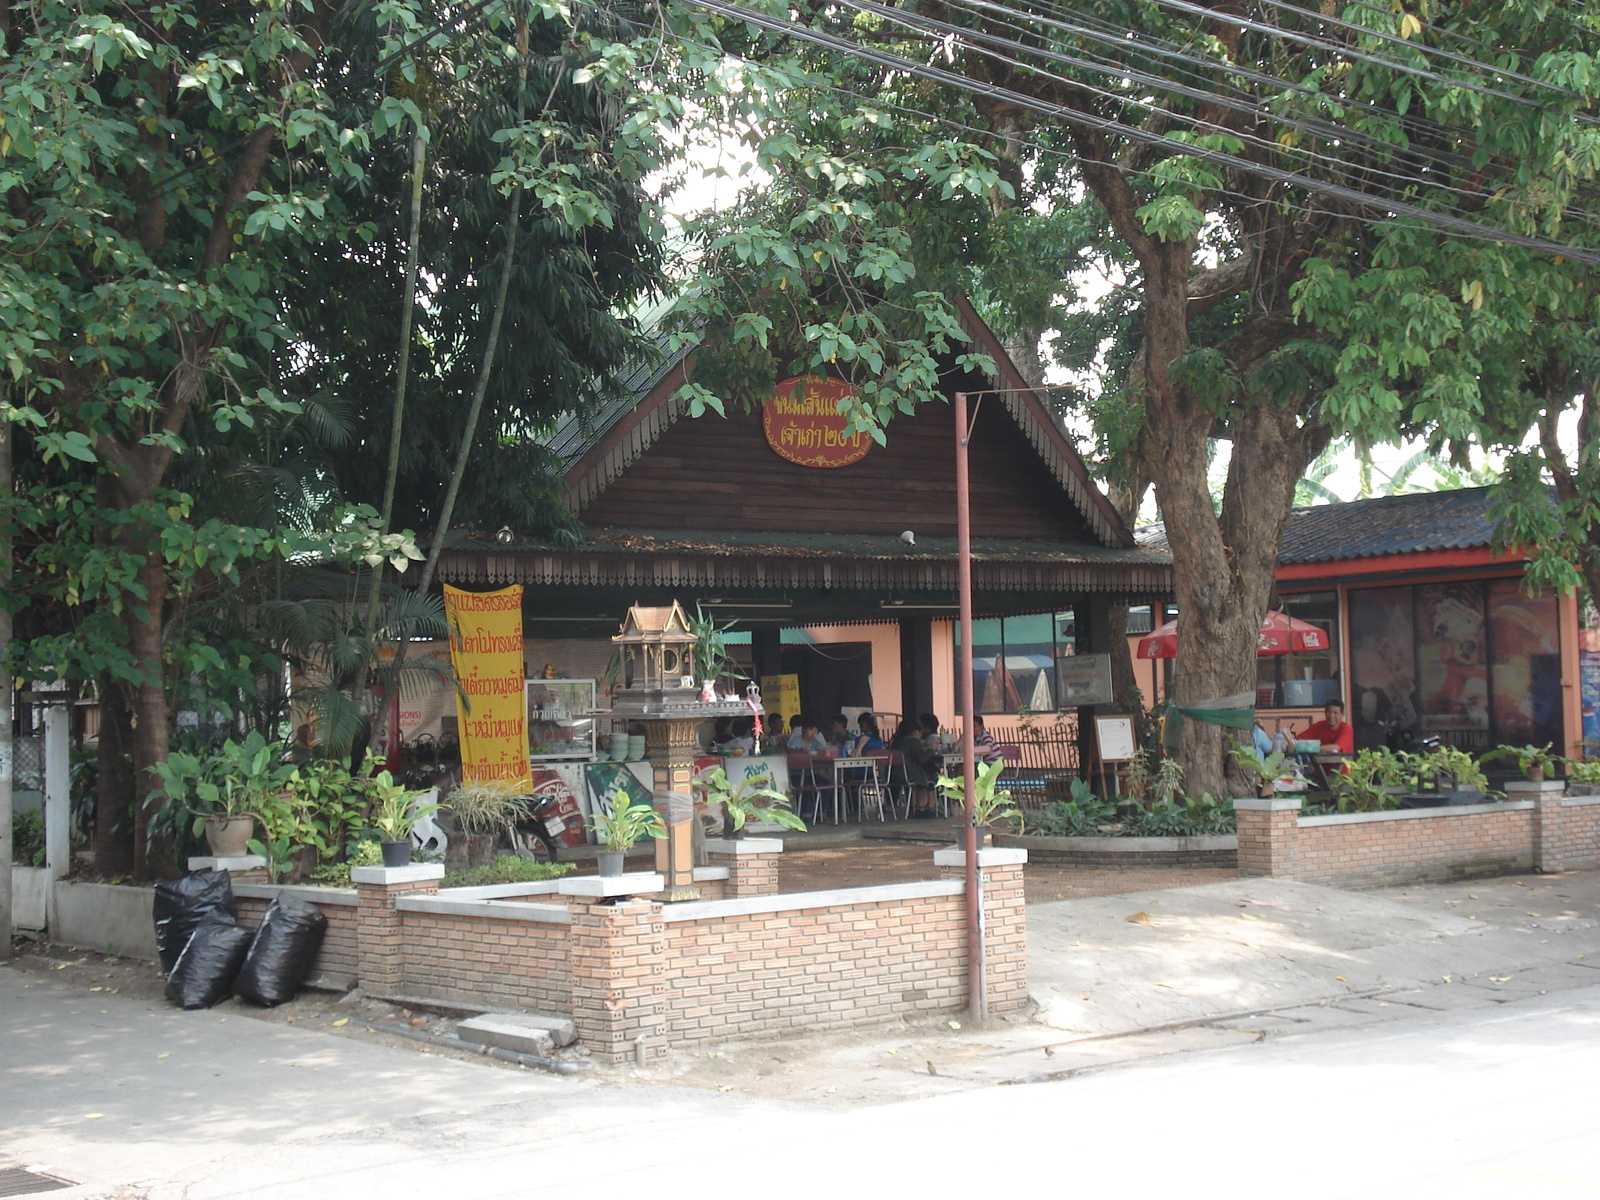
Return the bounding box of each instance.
[676,0,1600,265]
[837,0,1566,225]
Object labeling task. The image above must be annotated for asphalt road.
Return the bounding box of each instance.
[4,962,1597,1200]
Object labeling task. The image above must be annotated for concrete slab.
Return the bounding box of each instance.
[456,1015,555,1057]
[456,1013,576,1054]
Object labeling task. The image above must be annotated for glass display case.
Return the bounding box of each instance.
[526,678,596,761]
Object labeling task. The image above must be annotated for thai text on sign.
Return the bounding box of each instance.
[762,375,871,468]
[445,584,531,788]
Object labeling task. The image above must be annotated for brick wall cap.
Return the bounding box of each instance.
[1504,780,1567,794]
[440,880,562,901]
[559,873,666,898]
[397,895,572,923]
[352,863,446,885]
[188,855,267,872]
[1298,799,1534,827]
[692,866,731,881]
[661,878,963,923]
[1560,795,1600,808]
[703,838,785,856]
[932,847,1028,868]
[994,834,1236,853]
[1233,797,1304,811]
[233,882,357,907]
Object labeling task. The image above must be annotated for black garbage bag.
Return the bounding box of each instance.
[234,896,328,1007]
[153,869,238,975]
[164,917,253,1010]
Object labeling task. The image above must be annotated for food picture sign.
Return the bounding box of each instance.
[762,375,871,468]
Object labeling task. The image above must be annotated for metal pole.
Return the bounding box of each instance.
[954,391,984,1023]
[0,416,12,959]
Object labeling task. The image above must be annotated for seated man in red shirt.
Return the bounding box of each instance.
[1300,700,1354,754]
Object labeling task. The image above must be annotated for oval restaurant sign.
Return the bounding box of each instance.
[762,375,871,468]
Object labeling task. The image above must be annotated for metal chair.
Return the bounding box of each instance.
[787,751,838,825]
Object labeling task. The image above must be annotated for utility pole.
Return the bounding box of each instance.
[0,415,13,959]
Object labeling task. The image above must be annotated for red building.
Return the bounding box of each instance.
[1134,488,1583,757]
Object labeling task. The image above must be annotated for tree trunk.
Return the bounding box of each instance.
[0,415,11,957]
[94,678,135,878]
[127,552,170,878]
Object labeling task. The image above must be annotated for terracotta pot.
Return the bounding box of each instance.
[204,815,254,858]
[1527,765,1546,782]
[380,840,412,868]
[596,850,626,877]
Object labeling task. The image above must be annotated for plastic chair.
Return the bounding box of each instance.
[788,751,838,825]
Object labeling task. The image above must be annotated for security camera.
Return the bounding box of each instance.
[899,530,916,546]
[495,526,514,544]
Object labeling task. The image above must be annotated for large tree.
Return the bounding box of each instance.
[597,0,1600,797]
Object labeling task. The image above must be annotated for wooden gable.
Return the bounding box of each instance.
[561,299,1130,548]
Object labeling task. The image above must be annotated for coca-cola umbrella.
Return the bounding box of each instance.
[1136,611,1329,660]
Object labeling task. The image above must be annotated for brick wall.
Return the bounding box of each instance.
[233,850,1029,1062]
[399,910,570,1013]
[1234,797,1576,888]
[1540,795,1600,872]
[657,887,967,1050]
[1297,806,1534,886]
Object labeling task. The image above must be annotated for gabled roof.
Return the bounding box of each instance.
[1136,487,1507,566]
[545,299,1132,548]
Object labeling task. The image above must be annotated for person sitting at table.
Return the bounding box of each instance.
[891,718,940,817]
[1252,721,1274,758]
[918,713,943,748]
[971,714,1003,763]
[852,712,885,755]
[826,714,852,750]
[725,716,756,755]
[707,716,734,753]
[1299,700,1354,755]
[787,715,826,755]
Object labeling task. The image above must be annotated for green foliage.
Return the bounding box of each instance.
[687,605,748,686]
[152,732,297,822]
[441,855,574,889]
[11,810,45,867]
[1413,745,1494,795]
[590,791,666,852]
[1028,779,1117,837]
[701,767,807,834]
[443,781,530,835]
[936,759,1019,827]
[1230,744,1287,785]
[1153,757,1186,807]
[1123,795,1236,837]
[1328,748,1409,813]
[309,837,383,885]
[362,770,440,843]
[1482,744,1560,778]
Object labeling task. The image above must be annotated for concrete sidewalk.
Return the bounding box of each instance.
[1027,870,1600,1036]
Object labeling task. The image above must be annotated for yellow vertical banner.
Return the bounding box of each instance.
[444,584,531,788]
[760,674,802,730]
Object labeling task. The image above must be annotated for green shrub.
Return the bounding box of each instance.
[1027,779,1117,836]
[1122,795,1235,836]
[12,809,44,866]
[442,855,574,889]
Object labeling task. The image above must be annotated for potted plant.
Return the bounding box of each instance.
[364,770,440,867]
[1483,743,1559,782]
[688,604,747,700]
[1328,747,1408,813]
[443,780,529,868]
[1229,744,1289,798]
[589,792,666,876]
[701,766,807,839]
[152,732,297,857]
[936,759,1019,844]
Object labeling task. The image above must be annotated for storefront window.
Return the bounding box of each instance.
[1349,580,1562,751]
[957,611,1076,714]
[1256,591,1341,708]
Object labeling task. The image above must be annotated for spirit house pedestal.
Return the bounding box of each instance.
[610,603,746,901]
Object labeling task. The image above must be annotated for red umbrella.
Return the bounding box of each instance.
[1136,610,1329,660]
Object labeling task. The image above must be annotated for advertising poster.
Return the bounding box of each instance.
[585,760,655,820]
[530,766,588,849]
[1487,580,1562,747]
[444,584,531,788]
[760,674,802,731]
[1416,583,1489,740]
[1348,587,1419,750]
[1582,651,1600,752]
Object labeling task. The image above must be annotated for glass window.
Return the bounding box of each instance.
[1348,579,1563,752]
[956,611,1076,714]
[1257,591,1341,708]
